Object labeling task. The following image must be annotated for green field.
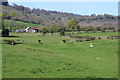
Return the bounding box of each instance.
[2,32,118,78]
[4,20,42,28]
[69,32,118,37]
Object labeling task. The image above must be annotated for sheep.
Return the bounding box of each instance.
[96,57,104,60]
[90,43,93,47]
[38,40,41,43]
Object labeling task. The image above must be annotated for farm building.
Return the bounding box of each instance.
[31,28,39,33]
[16,27,40,33]
[16,30,26,33]
[25,27,39,33]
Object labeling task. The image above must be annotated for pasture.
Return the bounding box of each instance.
[2,32,118,78]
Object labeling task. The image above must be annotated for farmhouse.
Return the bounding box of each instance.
[16,27,40,33]
[25,27,40,33]
[31,28,39,33]
[16,30,26,33]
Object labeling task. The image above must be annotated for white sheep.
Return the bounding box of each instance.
[90,43,93,47]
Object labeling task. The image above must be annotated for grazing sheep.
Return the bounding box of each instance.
[62,40,66,43]
[96,57,100,60]
[38,40,41,43]
[96,57,104,60]
[90,43,93,47]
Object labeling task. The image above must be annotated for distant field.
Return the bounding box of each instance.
[4,20,42,28]
[69,32,118,37]
[2,32,118,78]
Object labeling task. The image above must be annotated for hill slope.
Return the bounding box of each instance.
[1,2,118,28]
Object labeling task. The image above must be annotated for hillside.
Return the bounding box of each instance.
[4,19,42,29]
[1,2,118,29]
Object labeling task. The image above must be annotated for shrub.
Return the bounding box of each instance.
[1,29,9,37]
[2,40,15,45]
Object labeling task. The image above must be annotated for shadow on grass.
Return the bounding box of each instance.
[2,43,26,45]
[0,35,20,37]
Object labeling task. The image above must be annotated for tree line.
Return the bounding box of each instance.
[40,19,117,36]
[1,18,118,37]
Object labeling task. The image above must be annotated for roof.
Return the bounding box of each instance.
[25,27,30,30]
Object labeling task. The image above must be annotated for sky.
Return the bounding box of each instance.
[8,0,119,2]
[8,1,118,15]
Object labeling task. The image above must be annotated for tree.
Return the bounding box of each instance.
[9,10,18,20]
[67,19,79,31]
[49,27,54,35]
[49,25,59,35]
[1,29,9,37]
[76,25,80,31]
[1,13,5,30]
[93,28,97,33]
[1,13,9,37]
[40,28,48,36]
[96,26,102,32]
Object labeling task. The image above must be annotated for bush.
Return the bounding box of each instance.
[70,35,96,42]
[1,29,9,37]
[2,40,15,45]
[107,36,120,39]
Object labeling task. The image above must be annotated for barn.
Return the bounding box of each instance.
[31,28,39,33]
[25,27,40,33]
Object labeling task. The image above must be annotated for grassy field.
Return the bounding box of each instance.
[2,32,118,78]
[69,32,118,38]
[4,20,42,28]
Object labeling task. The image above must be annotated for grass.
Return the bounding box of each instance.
[0,37,2,79]
[69,32,118,37]
[4,20,42,28]
[2,32,118,78]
